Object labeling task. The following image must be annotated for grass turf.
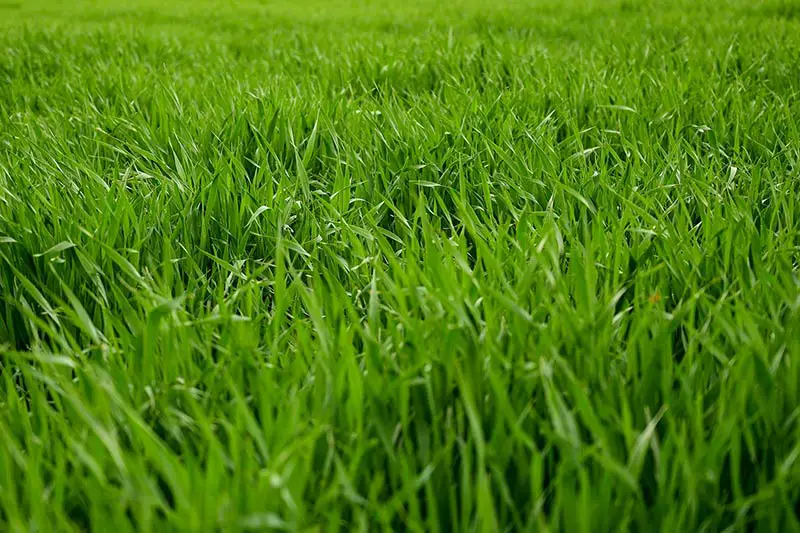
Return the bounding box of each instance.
[1,0,800,531]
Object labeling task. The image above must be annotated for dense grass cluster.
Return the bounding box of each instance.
[1,0,800,531]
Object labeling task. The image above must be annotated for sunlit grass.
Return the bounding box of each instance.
[1,0,799,531]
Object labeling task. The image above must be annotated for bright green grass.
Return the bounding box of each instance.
[1,0,800,531]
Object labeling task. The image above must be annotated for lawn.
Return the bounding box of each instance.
[1,0,799,531]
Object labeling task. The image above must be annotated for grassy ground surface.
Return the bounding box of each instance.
[1,0,800,531]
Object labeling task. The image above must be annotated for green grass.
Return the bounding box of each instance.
[1,0,800,530]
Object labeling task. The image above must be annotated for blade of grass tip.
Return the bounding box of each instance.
[627,405,668,479]
[32,240,75,257]
[301,113,320,170]
[245,205,271,230]
[288,120,311,202]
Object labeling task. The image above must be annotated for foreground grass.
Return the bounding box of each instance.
[1,0,800,531]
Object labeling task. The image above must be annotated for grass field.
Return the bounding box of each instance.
[1,0,800,531]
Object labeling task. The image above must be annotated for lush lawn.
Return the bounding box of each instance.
[1,0,800,531]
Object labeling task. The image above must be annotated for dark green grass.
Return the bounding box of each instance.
[1,0,800,531]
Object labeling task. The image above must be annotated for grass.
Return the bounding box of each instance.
[1,0,799,530]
